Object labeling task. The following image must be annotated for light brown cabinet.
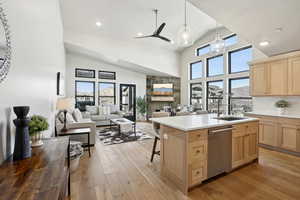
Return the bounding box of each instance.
[246,114,300,155]
[268,59,288,95]
[288,56,300,95]
[232,122,259,169]
[259,120,277,146]
[250,63,268,96]
[250,51,300,96]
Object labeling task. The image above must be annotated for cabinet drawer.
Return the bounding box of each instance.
[188,140,207,163]
[188,129,208,142]
[233,124,246,135]
[189,161,207,186]
[247,122,259,134]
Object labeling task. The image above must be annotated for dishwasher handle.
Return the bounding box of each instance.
[209,127,233,135]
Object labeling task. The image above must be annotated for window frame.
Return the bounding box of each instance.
[98,70,116,80]
[223,34,237,46]
[75,68,96,79]
[75,80,96,107]
[206,54,224,77]
[190,60,202,80]
[228,45,252,74]
[228,77,252,114]
[196,44,210,56]
[190,82,203,105]
[98,82,116,105]
[206,80,224,111]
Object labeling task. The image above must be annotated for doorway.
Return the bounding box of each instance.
[120,84,136,121]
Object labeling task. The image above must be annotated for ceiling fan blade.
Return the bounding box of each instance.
[156,35,171,42]
[153,23,166,35]
[134,35,154,39]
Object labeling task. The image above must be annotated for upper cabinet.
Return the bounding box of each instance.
[288,56,300,95]
[250,51,300,96]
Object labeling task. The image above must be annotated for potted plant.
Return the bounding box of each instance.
[275,100,289,115]
[29,115,49,147]
[136,96,147,121]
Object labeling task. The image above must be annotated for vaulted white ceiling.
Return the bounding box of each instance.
[61,0,216,51]
[190,0,300,56]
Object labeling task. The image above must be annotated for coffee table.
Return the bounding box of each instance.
[110,118,136,139]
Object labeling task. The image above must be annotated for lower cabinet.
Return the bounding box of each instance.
[232,122,259,169]
[277,122,300,152]
[245,114,300,154]
[259,120,277,146]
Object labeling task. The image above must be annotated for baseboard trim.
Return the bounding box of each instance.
[259,143,300,157]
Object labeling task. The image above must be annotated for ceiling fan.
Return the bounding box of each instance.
[135,9,171,43]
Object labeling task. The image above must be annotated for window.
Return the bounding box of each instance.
[207,55,224,77]
[229,46,252,73]
[190,61,202,80]
[207,80,224,113]
[196,45,210,56]
[99,71,116,80]
[229,77,252,115]
[224,34,237,46]
[75,68,95,78]
[75,81,95,111]
[190,83,203,107]
[99,82,116,105]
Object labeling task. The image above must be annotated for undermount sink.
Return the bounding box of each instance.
[214,116,246,121]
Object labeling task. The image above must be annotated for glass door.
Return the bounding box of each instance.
[120,84,136,121]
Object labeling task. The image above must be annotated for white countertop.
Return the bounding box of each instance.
[150,114,258,131]
[245,111,300,119]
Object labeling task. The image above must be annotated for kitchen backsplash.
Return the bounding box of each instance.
[253,97,300,114]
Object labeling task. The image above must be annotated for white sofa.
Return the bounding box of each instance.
[56,108,96,145]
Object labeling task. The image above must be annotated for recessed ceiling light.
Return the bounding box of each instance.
[170,40,175,44]
[137,32,143,37]
[275,27,283,32]
[259,41,269,47]
[96,21,102,27]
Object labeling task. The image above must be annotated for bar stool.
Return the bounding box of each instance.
[150,112,170,162]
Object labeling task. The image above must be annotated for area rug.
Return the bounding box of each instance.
[98,127,153,145]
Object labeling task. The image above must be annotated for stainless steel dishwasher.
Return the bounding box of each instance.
[207,125,233,179]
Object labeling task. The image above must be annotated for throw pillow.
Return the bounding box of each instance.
[66,112,76,124]
[58,111,65,123]
[102,105,110,115]
[110,104,119,114]
[73,108,83,122]
[98,106,104,115]
[86,106,98,115]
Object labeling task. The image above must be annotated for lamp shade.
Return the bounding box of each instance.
[56,98,72,110]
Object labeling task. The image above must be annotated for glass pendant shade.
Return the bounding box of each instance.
[177,25,194,47]
[210,32,225,54]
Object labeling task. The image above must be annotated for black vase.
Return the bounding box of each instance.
[13,106,31,161]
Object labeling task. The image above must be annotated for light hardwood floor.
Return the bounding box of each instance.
[70,122,300,200]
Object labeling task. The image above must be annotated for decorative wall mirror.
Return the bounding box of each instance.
[0,6,11,83]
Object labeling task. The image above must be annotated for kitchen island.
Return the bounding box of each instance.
[151,114,259,194]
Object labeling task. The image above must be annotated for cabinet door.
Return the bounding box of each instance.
[250,63,268,96]
[259,121,277,146]
[277,123,299,152]
[244,123,258,162]
[232,130,245,168]
[161,132,186,181]
[288,56,300,95]
[268,59,288,95]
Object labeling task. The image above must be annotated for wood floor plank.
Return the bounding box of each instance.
[70,122,300,200]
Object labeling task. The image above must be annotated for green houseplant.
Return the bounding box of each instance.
[29,115,49,147]
[275,100,289,115]
[136,96,147,121]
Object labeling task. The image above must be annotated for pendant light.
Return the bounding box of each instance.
[177,0,194,47]
[210,23,225,54]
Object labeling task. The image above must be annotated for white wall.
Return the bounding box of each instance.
[65,52,146,104]
[0,0,65,163]
[180,27,267,108]
[64,31,180,77]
